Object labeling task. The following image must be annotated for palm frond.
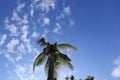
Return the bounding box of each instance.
[33,53,46,72]
[57,53,71,62]
[57,44,77,51]
[65,62,74,70]
[54,61,61,69]
[54,69,58,78]
[44,56,50,75]
[57,53,74,70]
[36,37,47,46]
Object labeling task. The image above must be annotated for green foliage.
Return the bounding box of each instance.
[65,75,94,80]
[70,75,74,80]
[33,53,46,72]
[85,76,94,80]
[36,37,47,46]
[57,44,78,51]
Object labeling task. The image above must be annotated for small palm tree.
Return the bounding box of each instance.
[70,75,74,80]
[85,76,94,80]
[33,37,77,80]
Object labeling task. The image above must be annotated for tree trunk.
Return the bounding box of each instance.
[47,55,54,80]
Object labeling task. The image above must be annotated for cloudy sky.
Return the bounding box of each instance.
[0,0,120,80]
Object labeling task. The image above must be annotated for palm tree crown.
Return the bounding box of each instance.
[33,37,77,80]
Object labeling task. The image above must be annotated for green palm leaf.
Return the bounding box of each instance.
[33,53,46,72]
[36,37,47,46]
[65,62,74,70]
[57,53,74,70]
[57,44,77,51]
[57,53,71,62]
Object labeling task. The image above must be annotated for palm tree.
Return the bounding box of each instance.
[85,76,94,80]
[33,37,77,80]
[70,75,74,80]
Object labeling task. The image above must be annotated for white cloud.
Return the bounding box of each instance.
[21,25,29,42]
[7,38,19,52]
[16,54,22,61]
[56,6,71,20]
[63,6,71,16]
[4,17,18,36]
[41,28,49,38]
[112,66,120,78]
[53,23,61,34]
[20,25,33,53]
[112,57,120,78]
[26,42,32,53]
[6,24,18,36]
[31,31,39,38]
[0,34,7,46]
[42,17,50,26]
[36,0,55,12]
[11,10,22,21]
[16,3,25,12]
[5,53,15,64]
[17,44,26,53]
[30,0,40,16]
[15,64,40,80]
[20,15,29,25]
[16,64,26,74]
[30,6,34,17]
[15,64,27,80]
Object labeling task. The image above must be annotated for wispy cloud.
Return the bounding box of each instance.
[42,17,50,26]
[36,0,55,13]
[7,38,19,53]
[20,14,29,25]
[63,6,71,16]
[30,5,34,17]
[16,54,22,61]
[0,34,7,46]
[4,17,19,36]
[53,23,61,34]
[6,24,18,36]
[112,57,120,78]
[17,44,26,53]
[11,10,22,21]
[20,25,32,53]
[21,25,29,42]
[30,0,40,17]
[5,53,15,64]
[56,5,71,20]
[31,31,39,38]
[15,63,42,80]
[16,3,25,12]
[41,28,49,38]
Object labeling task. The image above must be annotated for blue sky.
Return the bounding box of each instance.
[0,0,120,80]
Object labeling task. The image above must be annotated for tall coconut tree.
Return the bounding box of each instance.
[33,37,77,80]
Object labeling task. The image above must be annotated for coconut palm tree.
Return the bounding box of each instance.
[33,37,77,80]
